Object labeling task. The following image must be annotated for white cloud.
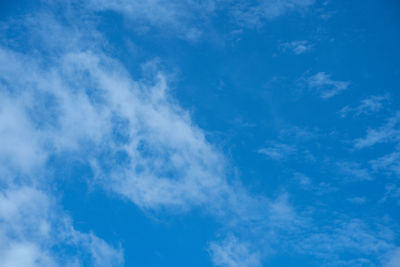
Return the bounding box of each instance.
[337,161,372,181]
[307,72,349,99]
[370,152,400,176]
[298,219,394,266]
[231,0,315,27]
[0,47,218,210]
[258,143,296,160]
[354,112,400,179]
[294,172,336,194]
[347,197,367,205]
[385,248,400,267]
[0,96,46,173]
[77,233,124,267]
[0,45,306,266]
[354,112,400,149]
[0,242,57,267]
[294,172,312,187]
[86,0,215,40]
[209,235,262,267]
[281,40,312,54]
[339,95,389,118]
[0,47,302,242]
[379,184,400,204]
[268,193,299,229]
[86,0,315,37]
[0,186,123,267]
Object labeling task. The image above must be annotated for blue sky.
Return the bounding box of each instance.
[0,0,400,266]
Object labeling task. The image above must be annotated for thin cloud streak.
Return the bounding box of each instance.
[307,72,349,99]
[339,95,389,118]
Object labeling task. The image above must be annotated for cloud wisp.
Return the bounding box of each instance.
[230,0,315,27]
[339,95,389,118]
[307,72,350,99]
[280,40,313,54]
[354,112,400,149]
[86,0,316,39]
[0,185,123,267]
[258,143,296,160]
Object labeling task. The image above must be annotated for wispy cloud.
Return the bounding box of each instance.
[0,18,305,266]
[87,0,215,41]
[231,0,315,27]
[379,184,400,204]
[347,196,367,205]
[354,112,400,149]
[385,248,400,267]
[294,172,336,195]
[86,0,316,39]
[307,72,350,99]
[339,95,389,118]
[298,219,394,266]
[279,126,318,142]
[354,112,400,180]
[295,172,312,187]
[209,235,262,267]
[337,161,373,181]
[0,186,123,267]
[280,40,313,54]
[258,143,296,160]
[370,152,400,176]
